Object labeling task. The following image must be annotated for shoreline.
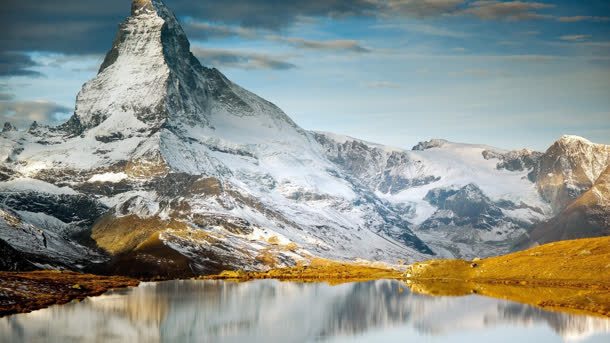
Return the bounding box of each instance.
[0,271,139,317]
[2,269,609,319]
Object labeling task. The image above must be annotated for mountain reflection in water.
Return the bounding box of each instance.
[1,279,609,342]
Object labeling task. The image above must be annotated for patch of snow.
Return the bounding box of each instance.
[0,178,78,195]
[88,172,128,183]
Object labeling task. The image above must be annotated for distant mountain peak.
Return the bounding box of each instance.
[536,135,610,212]
[556,135,593,146]
[411,139,448,151]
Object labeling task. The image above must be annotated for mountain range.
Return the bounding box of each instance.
[0,0,608,278]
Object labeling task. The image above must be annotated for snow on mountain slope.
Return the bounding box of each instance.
[313,133,553,258]
[314,133,549,219]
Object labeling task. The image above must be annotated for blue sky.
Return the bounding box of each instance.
[1,0,609,150]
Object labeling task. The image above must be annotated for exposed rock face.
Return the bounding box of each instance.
[533,135,610,213]
[0,192,107,226]
[0,205,105,270]
[414,184,535,258]
[313,133,555,259]
[484,136,610,250]
[132,0,155,15]
[412,139,448,151]
[528,165,610,245]
[0,238,37,271]
[422,184,506,230]
[2,123,17,133]
[482,149,543,175]
[313,133,441,195]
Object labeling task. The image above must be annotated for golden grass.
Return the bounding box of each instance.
[204,237,610,317]
[405,236,610,317]
[202,258,404,285]
[91,215,188,255]
[163,227,220,244]
[407,236,610,286]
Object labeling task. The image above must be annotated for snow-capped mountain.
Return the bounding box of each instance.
[0,0,608,276]
[313,133,552,257]
[0,0,431,276]
[531,135,610,212]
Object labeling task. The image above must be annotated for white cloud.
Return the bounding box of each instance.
[559,34,591,42]
[192,48,297,70]
[267,36,371,53]
[0,100,72,128]
[462,1,554,21]
[364,81,401,89]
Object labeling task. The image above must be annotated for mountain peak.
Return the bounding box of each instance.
[556,135,593,146]
[70,0,200,133]
[67,0,301,140]
[131,0,155,15]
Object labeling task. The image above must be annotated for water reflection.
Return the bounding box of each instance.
[1,280,609,342]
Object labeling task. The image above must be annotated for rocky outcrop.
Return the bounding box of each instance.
[412,139,448,151]
[532,135,610,213]
[527,165,610,245]
[482,148,543,175]
[2,122,17,133]
[0,239,37,271]
[421,184,506,229]
[313,133,441,195]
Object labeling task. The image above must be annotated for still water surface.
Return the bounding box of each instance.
[1,279,609,342]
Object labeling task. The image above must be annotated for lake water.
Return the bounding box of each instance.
[1,279,609,342]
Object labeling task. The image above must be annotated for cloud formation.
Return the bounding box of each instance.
[192,48,296,70]
[0,93,14,101]
[0,0,606,69]
[171,0,377,30]
[184,21,258,40]
[378,0,464,18]
[557,16,610,23]
[0,100,72,128]
[267,36,371,53]
[559,34,591,42]
[462,1,553,21]
[0,52,42,77]
[364,81,401,89]
[184,22,371,53]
